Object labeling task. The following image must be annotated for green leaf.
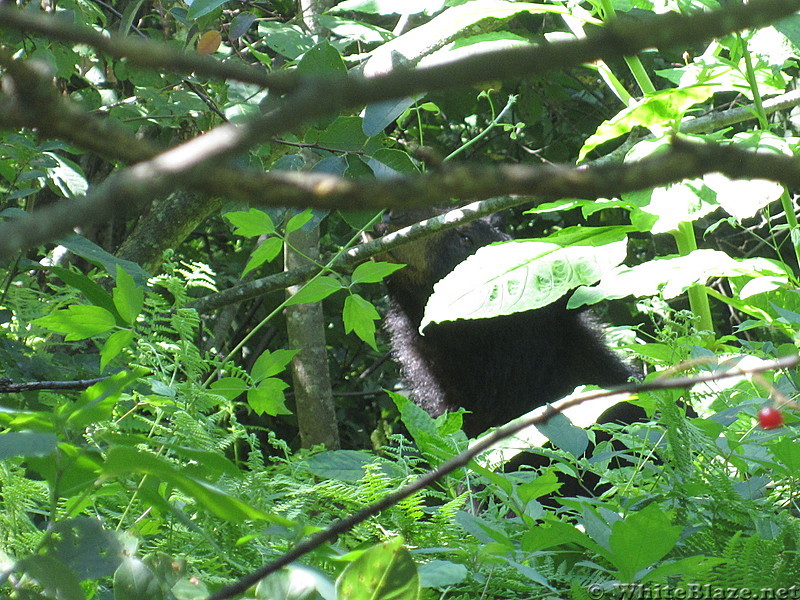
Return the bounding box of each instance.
[517,471,562,503]
[535,411,589,457]
[285,209,315,234]
[330,0,437,14]
[100,329,135,371]
[366,148,420,176]
[286,275,343,306]
[608,504,682,581]
[351,261,405,284]
[186,0,229,19]
[58,234,150,285]
[521,520,605,554]
[113,265,144,325]
[297,41,346,77]
[388,390,463,465]
[242,236,283,276]
[336,538,419,600]
[705,131,790,221]
[258,21,315,60]
[343,294,380,350]
[209,377,248,401]
[43,152,88,197]
[46,266,120,321]
[579,86,714,161]
[62,370,146,430]
[312,116,383,154]
[34,305,116,340]
[252,349,298,381]
[104,447,278,522]
[569,249,776,308]
[0,431,58,459]
[248,378,291,416]
[417,560,468,588]
[229,12,256,39]
[421,238,627,330]
[363,98,416,137]
[225,208,275,237]
[316,15,394,44]
[18,555,85,600]
[256,564,335,600]
[306,449,393,482]
[45,518,122,580]
[114,558,164,600]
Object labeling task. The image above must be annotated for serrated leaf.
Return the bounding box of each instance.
[285,276,343,306]
[34,305,116,340]
[252,349,298,381]
[336,538,419,600]
[225,208,275,237]
[517,471,562,503]
[421,239,627,330]
[113,265,144,325]
[351,261,405,284]
[248,378,291,416]
[343,294,380,350]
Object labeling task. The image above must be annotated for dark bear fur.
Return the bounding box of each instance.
[379,210,638,439]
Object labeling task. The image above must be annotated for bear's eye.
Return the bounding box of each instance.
[456,230,473,245]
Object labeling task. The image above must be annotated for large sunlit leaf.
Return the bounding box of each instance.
[569,250,787,308]
[579,86,714,161]
[420,237,627,330]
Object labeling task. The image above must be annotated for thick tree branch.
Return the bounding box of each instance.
[205,353,799,600]
[186,138,800,313]
[1,0,796,95]
[0,0,797,260]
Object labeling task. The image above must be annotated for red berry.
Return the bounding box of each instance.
[758,406,784,430]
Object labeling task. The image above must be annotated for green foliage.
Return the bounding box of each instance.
[3,0,800,598]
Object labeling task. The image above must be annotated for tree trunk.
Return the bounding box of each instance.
[284,225,340,449]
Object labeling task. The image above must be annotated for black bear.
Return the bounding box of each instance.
[377,209,639,439]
